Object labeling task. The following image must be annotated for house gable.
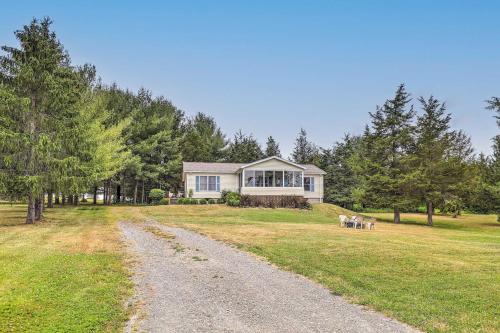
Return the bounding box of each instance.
[239,156,305,172]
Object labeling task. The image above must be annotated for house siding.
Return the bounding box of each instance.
[184,173,239,199]
[303,174,324,203]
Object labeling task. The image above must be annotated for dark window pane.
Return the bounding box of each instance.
[294,172,302,187]
[255,171,264,187]
[304,177,311,191]
[265,171,274,187]
[245,171,255,187]
[284,171,294,187]
[275,171,283,187]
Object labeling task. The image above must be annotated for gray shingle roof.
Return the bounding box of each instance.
[182,162,244,173]
[183,160,326,175]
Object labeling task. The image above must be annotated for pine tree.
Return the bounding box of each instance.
[224,130,264,163]
[291,128,318,164]
[486,97,500,220]
[0,17,88,223]
[181,113,227,162]
[362,84,416,223]
[265,136,281,157]
[413,96,473,225]
[319,135,361,209]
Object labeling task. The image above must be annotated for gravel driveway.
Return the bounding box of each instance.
[120,221,419,333]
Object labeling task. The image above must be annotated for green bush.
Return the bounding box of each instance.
[199,198,207,205]
[189,198,199,205]
[208,199,216,204]
[148,189,165,204]
[239,195,311,209]
[188,189,193,198]
[227,199,240,207]
[221,190,240,203]
[177,198,185,204]
[159,198,170,205]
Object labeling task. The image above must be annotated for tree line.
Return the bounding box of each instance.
[0,18,498,225]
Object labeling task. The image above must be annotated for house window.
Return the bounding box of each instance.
[275,171,283,187]
[284,171,294,187]
[255,171,264,187]
[245,171,255,187]
[304,177,315,192]
[265,171,274,187]
[244,170,302,187]
[195,176,220,192]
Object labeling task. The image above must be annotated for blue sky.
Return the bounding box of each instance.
[1,1,498,157]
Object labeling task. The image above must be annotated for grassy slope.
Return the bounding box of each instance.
[0,205,131,332]
[120,204,500,333]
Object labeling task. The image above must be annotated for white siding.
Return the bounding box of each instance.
[184,173,239,199]
[303,174,324,203]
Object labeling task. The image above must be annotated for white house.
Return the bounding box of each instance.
[182,156,326,203]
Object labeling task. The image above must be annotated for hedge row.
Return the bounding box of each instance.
[240,195,311,209]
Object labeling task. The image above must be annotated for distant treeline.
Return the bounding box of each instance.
[0,18,499,224]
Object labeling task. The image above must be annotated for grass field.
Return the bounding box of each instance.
[112,204,500,333]
[1,203,498,333]
[0,204,131,332]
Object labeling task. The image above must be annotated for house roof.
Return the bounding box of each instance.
[183,157,327,175]
[239,156,305,170]
[182,161,244,174]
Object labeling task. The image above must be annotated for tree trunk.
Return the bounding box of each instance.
[55,194,60,205]
[394,207,400,224]
[426,201,433,226]
[26,194,36,224]
[141,181,145,204]
[74,195,79,206]
[93,186,98,205]
[47,191,54,208]
[133,181,138,205]
[35,196,42,221]
[116,184,121,203]
[62,193,66,206]
[103,183,107,205]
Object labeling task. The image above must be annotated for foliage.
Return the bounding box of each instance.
[180,113,227,162]
[291,128,319,164]
[148,188,165,204]
[224,130,264,163]
[319,134,361,209]
[227,198,240,207]
[188,189,193,198]
[265,136,281,157]
[223,191,241,205]
[159,197,170,205]
[358,84,417,222]
[198,198,207,205]
[240,195,311,209]
[208,199,216,204]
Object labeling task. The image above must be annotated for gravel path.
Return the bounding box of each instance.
[120,220,419,333]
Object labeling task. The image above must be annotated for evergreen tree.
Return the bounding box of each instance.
[362,84,416,223]
[0,17,90,222]
[180,113,227,162]
[265,136,281,157]
[126,89,182,194]
[319,135,361,209]
[486,97,500,220]
[224,130,264,163]
[413,96,472,225]
[291,128,318,164]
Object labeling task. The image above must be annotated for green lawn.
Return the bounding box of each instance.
[0,204,131,332]
[116,204,500,333]
[1,203,498,333]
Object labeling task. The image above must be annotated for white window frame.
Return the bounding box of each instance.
[195,175,221,192]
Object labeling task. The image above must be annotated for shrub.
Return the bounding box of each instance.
[220,190,230,203]
[188,189,193,198]
[159,198,170,205]
[199,198,208,205]
[227,199,240,207]
[148,189,166,204]
[189,198,199,205]
[208,199,216,204]
[240,195,311,209]
[177,198,185,204]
